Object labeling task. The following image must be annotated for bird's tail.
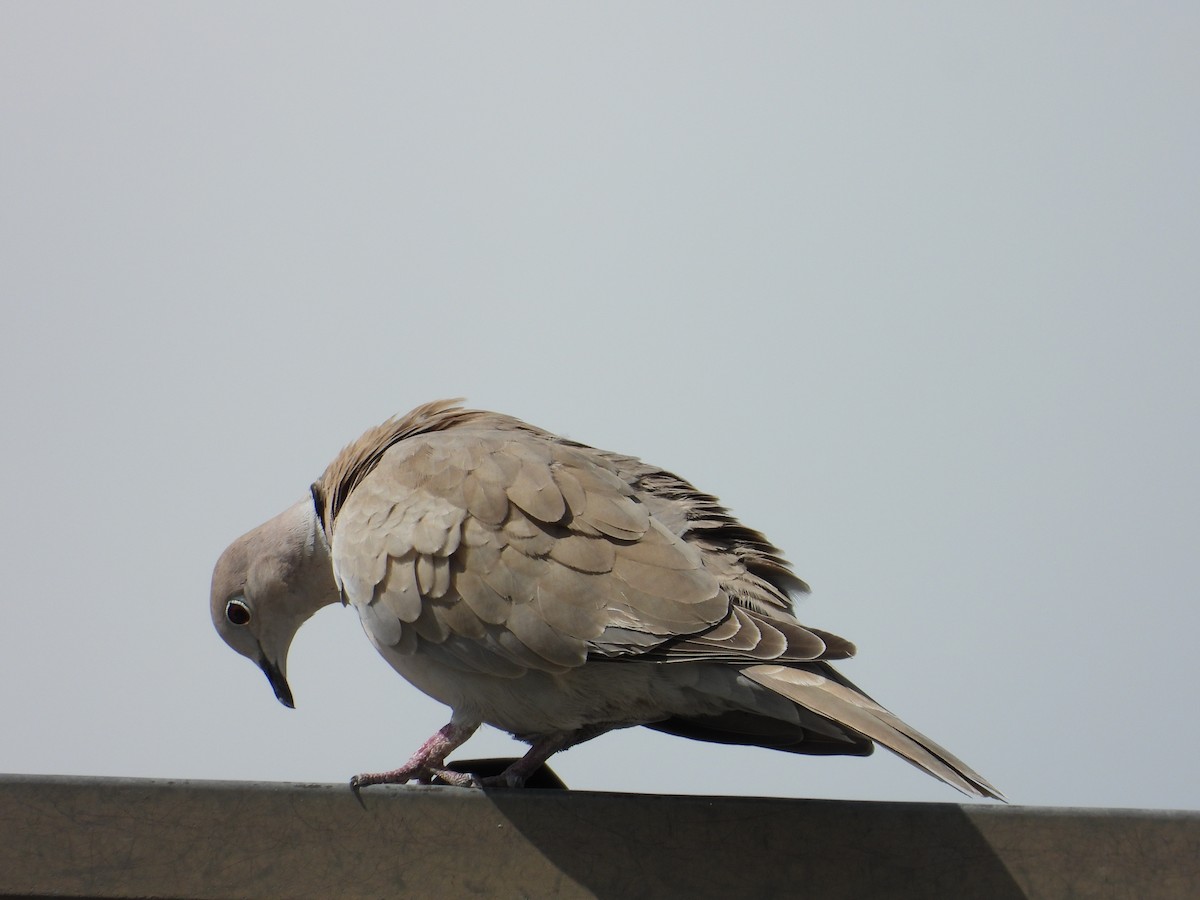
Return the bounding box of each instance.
[743,663,1005,800]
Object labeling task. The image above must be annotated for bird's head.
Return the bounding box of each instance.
[210,498,340,708]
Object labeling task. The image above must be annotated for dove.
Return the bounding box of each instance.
[210,399,1002,798]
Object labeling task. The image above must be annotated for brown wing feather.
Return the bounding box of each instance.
[314,401,808,620]
[743,664,1004,799]
[321,400,857,672]
[329,423,735,675]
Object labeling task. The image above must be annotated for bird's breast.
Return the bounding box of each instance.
[365,629,732,741]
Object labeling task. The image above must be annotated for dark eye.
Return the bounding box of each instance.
[225,597,252,626]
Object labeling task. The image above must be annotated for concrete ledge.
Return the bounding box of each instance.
[1,774,1197,899]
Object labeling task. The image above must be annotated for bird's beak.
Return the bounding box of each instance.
[257,653,295,709]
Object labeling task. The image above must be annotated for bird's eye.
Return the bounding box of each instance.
[225,597,252,626]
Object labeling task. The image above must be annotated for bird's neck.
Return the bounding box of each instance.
[286,497,343,616]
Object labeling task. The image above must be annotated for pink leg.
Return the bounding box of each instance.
[350,721,478,789]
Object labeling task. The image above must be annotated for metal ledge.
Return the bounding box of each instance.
[2,774,1197,899]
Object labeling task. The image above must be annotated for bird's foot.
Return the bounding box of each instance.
[348,721,479,791]
[428,768,484,788]
[350,764,479,789]
[349,766,419,789]
[474,769,528,789]
[349,758,537,790]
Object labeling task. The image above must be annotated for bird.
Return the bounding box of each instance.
[210,399,1002,799]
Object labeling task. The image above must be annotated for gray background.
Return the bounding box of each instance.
[2,4,1197,809]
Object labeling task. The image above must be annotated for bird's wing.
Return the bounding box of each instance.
[743,664,1005,798]
[616,459,812,612]
[329,426,741,674]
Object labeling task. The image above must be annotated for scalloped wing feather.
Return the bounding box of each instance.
[320,402,857,674]
[329,427,736,675]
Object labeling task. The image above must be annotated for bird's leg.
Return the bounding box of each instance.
[481,725,612,789]
[350,721,478,789]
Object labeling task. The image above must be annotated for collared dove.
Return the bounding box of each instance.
[210,400,1002,798]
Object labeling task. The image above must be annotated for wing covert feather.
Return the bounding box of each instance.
[454,568,511,625]
[377,552,422,621]
[506,457,567,523]
[548,533,616,573]
[331,420,851,676]
[505,602,588,668]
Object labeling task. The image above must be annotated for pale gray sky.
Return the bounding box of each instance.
[2,3,1197,809]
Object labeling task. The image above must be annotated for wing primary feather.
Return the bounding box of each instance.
[744,665,1004,799]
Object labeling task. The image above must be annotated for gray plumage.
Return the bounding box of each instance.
[210,399,1002,798]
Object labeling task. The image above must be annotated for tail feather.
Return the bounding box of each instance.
[743,663,1004,800]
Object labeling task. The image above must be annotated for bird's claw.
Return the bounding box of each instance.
[429,768,482,788]
[349,769,417,790]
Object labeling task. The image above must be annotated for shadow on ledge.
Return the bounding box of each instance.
[483,787,1028,899]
